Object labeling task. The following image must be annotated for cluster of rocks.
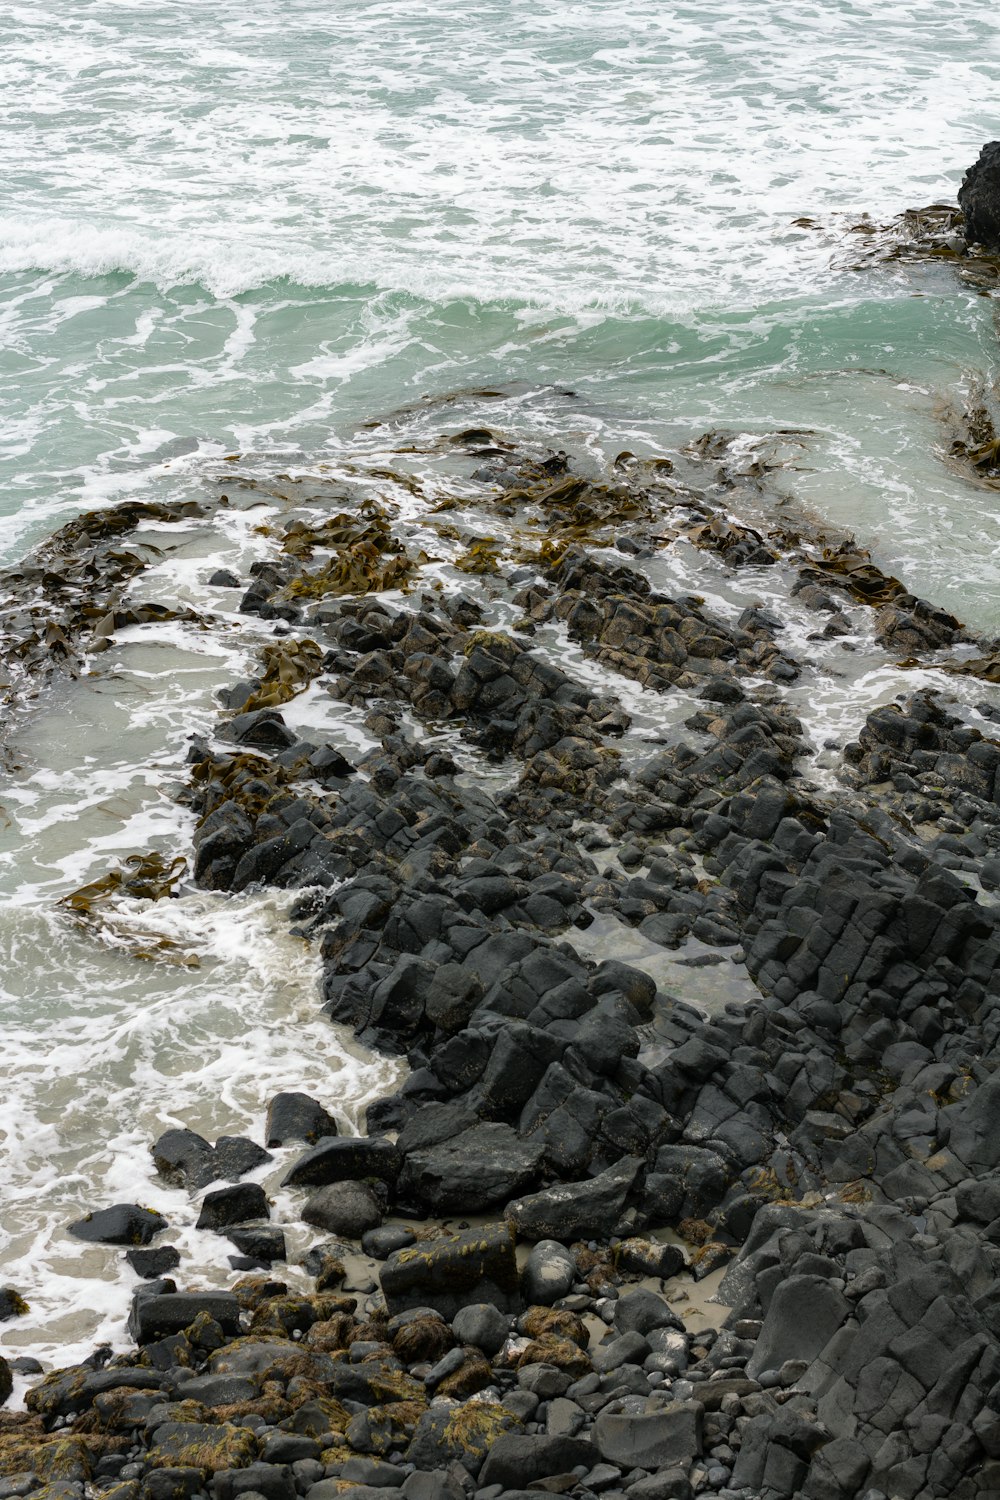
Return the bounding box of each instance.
[7,427,1000,1499]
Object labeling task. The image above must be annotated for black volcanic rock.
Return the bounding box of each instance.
[68,1203,167,1246]
[959,141,1000,248]
[266,1090,338,1147]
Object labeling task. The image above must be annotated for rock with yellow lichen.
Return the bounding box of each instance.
[344,1399,426,1455]
[380,1224,519,1321]
[405,1401,523,1475]
[145,1421,259,1473]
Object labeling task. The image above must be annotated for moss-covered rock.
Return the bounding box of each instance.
[380,1224,519,1321]
[285,1395,352,1439]
[248,1293,355,1338]
[332,1363,424,1408]
[345,1399,425,1454]
[405,1403,523,1475]
[0,1434,92,1481]
[391,1314,454,1365]
[519,1306,590,1348]
[0,1289,28,1323]
[304,1313,356,1350]
[145,1422,259,1474]
[207,1338,339,1386]
[515,1337,592,1377]
[26,1365,166,1425]
[436,1351,495,1399]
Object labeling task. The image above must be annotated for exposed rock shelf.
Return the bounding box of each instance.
[2,424,1000,1500]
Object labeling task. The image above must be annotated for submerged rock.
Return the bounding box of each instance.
[959,141,1000,249]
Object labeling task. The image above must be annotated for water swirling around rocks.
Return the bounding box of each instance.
[2,411,1000,1496]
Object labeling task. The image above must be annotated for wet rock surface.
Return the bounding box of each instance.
[959,141,1000,251]
[5,424,1000,1497]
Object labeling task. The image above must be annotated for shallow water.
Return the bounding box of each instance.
[0,0,998,1376]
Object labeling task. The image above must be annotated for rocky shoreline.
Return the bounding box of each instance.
[2,411,1000,1500]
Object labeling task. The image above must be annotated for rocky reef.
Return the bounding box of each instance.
[2,420,1000,1500]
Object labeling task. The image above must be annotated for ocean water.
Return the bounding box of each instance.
[0,0,998,1376]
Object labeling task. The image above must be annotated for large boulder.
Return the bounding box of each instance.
[128,1291,242,1344]
[522,1240,577,1306]
[593,1402,702,1469]
[959,141,1000,249]
[196,1184,269,1232]
[381,1224,520,1320]
[68,1203,167,1246]
[302,1182,383,1238]
[266,1092,338,1148]
[405,1404,523,1475]
[282,1136,401,1188]
[478,1433,595,1490]
[746,1275,851,1380]
[505,1156,644,1241]
[396,1123,545,1214]
[146,1422,259,1473]
[152,1129,270,1191]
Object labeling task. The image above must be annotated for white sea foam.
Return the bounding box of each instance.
[0,1,993,306]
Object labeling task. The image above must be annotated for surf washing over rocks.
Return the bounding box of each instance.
[3,5,1000,1500]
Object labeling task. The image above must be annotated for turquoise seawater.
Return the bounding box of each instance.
[0,0,998,1376]
[0,1,997,610]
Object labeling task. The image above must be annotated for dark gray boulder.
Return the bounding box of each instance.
[479,1434,595,1490]
[212,1136,272,1181]
[505,1156,644,1241]
[196,1183,269,1232]
[227,1226,287,1263]
[128,1291,242,1343]
[959,141,1000,249]
[211,1463,296,1500]
[361,1225,415,1259]
[152,1129,270,1191]
[266,1092,338,1148]
[302,1182,383,1238]
[746,1274,850,1380]
[522,1240,577,1306]
[125,1245,181,1277]
[68,1203,167,1246]
[282,1136,401,1189]
[451,1302,510,1357]
[614,1288,683,1337]
[381,1223,520,1320]
[593,1402,702,1469]
[396,1122,545,1214]
[152,1128,218,1189]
